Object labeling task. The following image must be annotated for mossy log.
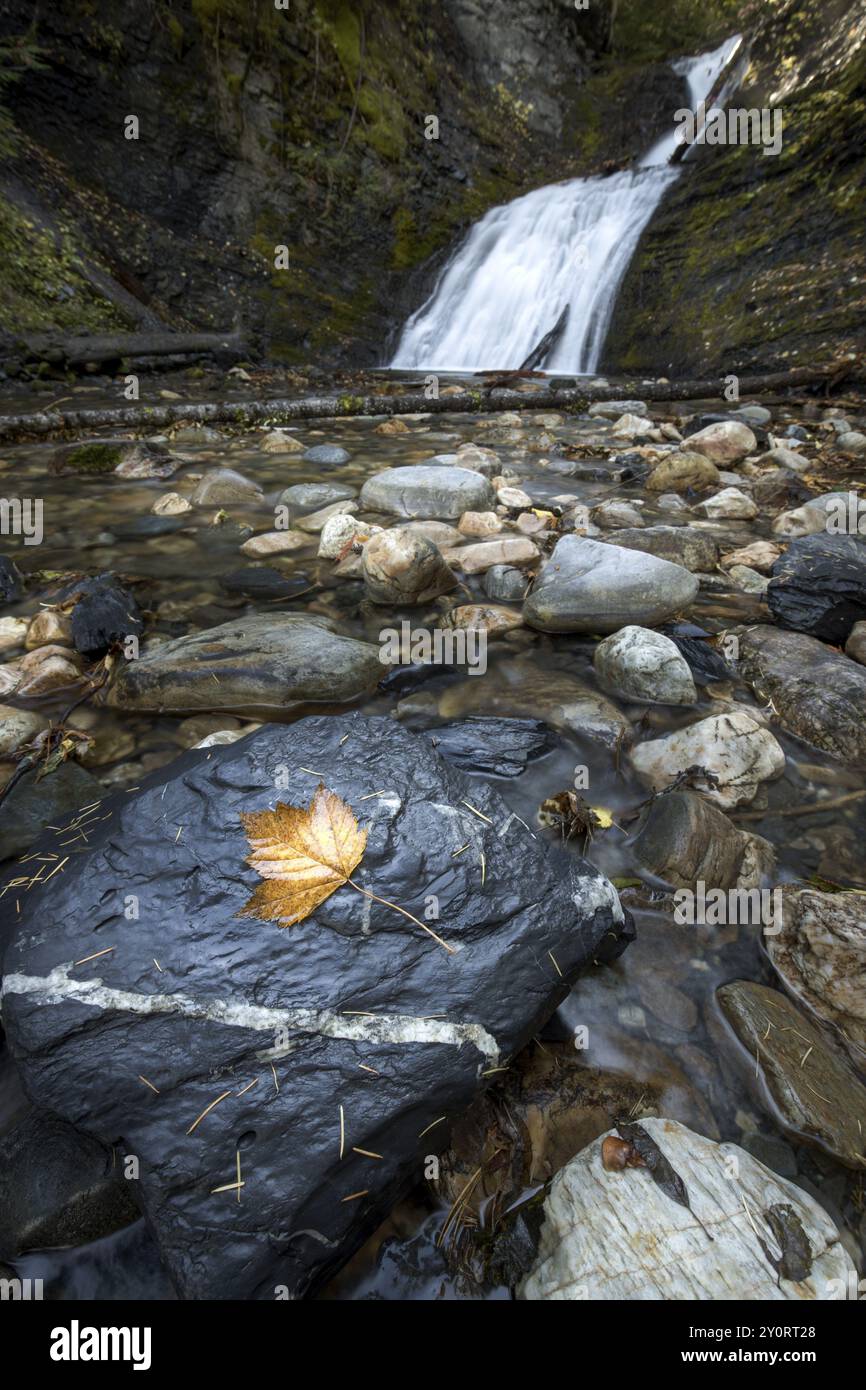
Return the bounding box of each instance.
[8,330,247,373]
[0,362,859,440]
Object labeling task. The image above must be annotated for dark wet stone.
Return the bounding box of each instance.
[219,567,313,601]
[0,1111,139,1259]
[737,625,866,763]
[483,565,530,603]
[657,622,735,685]
[0,760,104,866]
[55,574,144,658]
[0,713,631,1299]
[111,516,190,540]
[302,444,351,467]
[631,789,774,891]
[423,718,553,777]
[0,556,23,605]
[767,534,866,644]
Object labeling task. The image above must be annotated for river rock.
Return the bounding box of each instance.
[592,500,645,529]
[736,625,866,763]
[523,536,698,634]
[421,717,552,777]
[697,486,758,520]
[360,466,493,520]
[838,431,866,455]
[0,616,27,652]
[438,657,631,749]
[0,760,103,863]
[152,491,193,516]
[240,530,308,558]
[720,540,781,572]
[279,483,356,509]
[295,500,356,534]
[302,444,350,467]
[107,614,383,714]
[760,446,810,473]
[594,626,696,705]
[767,534,866,644]
[631,711,786,809]
[443,537,539,574]
[766,887,866,1073]
[483,565,530,602]
[519,1117,855,1300]
[260,429,304,453]
[0,1110,139,1258]
[631,790,775,892]
[399,520,463,548]
[846,621,866,664]
[219,568,313,601]
[457,510,502,537]
[732,405,772,426]
[686,421,757,465]
[191,469,264,507]
[444,604,523,636]
[717,982,866,1169]
[16,644,84,698]
[604,525,719,573]
[54,575,144,659]
[588,400,647,418]
[0,706,47,758]
[25,608,73,649]
[0,713,631,1298]
[0,557,23,604]
[645,451,720,493]
[363,528,457,606]
[114,441,182,480]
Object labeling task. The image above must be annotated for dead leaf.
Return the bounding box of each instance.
[239,783,367,928]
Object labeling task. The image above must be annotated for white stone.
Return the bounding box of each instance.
[631,711,786,809]
[697,487,758,520]
[594,626,697,705]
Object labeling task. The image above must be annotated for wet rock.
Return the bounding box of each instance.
[190,468,264,507]
[588,400,647,418]
[760,447,810,473]
[374,418,409,435]
[318,514,381,560]
[631,790,775,892]
[25,608,73,649]
[0,706,47,758]
[604,525,719,573]
[360,466,493,520]
[445,604,522,636]
[443,537,539,574]
[114,441,182,480]
[399,520,463,548]
[738,626,866,765]
[51,442,123,476]
[732,405,772,427]
[594,626,696,705]
[457,510,502,537]
[771,496,844,539]
[55,575,144,659]
[767,534,866,645]
[729,565,768,594]
[16,644,84,698]
[438,658,631,750]
[497,486,533,510]
[592,500,645,529]
[302,444,351,467]
[610,412,652,438]
[697,486,757,521]
[363,529,457,606]
[766,887,866,1072]
[219,568,312,601]
[0,1111,139,1258]
[453,443,502,477]
[645,451,720,493]
[422,717,553,776]
[524,536,698,634]
[753,468,808,511]
[846,621,866,665]
[519,1117,855,1300]
[717,982,866,1170]
[631,711,786,809]
[483,565,530,602]
[0,616,27,652]
[721,540,781,572]
[295,500,356,534]
[0,557,22,605]
[107,614,383,714]
[240,530,308,559]
[686,420,757,465]
[152,492,193,517]
[279,483,356,509]
[0,713,630,1299]
[838,431,866,456]
[260,429,304,453]
[0,760,103,863]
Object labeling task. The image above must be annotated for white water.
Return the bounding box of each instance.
[390,37,741,374]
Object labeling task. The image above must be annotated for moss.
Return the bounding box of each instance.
[58,444,123,475]
[0,200,128,335]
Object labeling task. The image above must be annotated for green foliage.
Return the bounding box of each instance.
[612,0,745,61]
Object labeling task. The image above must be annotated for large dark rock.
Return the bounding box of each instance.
[0,760,104,865]
[0,714,631,1299]
[422,718,553,776]
[56,574,144,658]
[766,534,866,645]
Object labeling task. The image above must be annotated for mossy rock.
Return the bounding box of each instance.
[51,443,124,476]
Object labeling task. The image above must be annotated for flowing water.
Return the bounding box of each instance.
[390,37,741,374]
[1,385,864,1298]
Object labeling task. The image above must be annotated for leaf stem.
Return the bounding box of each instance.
[347,878,456,955]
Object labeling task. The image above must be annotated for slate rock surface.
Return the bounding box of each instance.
[0,713,630,1299]
[767,533,866,644]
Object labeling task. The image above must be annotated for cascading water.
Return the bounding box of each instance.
[390,37,741,374]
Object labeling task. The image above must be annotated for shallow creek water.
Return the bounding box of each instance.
[2,379,864,1298]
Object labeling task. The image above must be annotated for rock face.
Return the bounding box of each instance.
[0,714,631,1299]
[630,711,786,809]
[605,525,719,573]
[360,466,493,520]
[523,536,698,634]
[362,528,457,605]
[631,790,775,892]
[736,625,866,764]
[593,626,696,705]
[107,614,383,714]
[767,534,866,645]
[519,1118,855,1301]
[766,887,866,1072]
[717,982,866,1170]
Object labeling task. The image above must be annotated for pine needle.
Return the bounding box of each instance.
[187,1090,233,1135]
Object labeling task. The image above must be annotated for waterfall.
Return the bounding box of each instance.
[390,36,741,374]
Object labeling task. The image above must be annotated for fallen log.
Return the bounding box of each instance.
[0,362,860,440]
[5,329,248,374]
